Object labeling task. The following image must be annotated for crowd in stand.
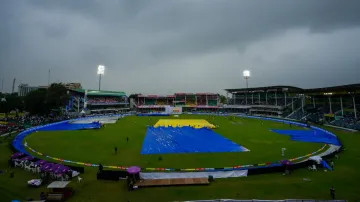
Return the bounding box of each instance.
[0,115,75,136]
[87,97,126,104]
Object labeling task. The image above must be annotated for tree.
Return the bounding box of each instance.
[219,95,227,104]
[24,89,48,115]
[0,98,10,115]
[46,83,69,111]
[24,83,69,115]
[6,94,24,112]
[0,93,24,116]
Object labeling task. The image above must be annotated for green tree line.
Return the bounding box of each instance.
[0,83,69,116]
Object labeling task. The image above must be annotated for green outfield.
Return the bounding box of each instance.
[1,115,360,201]
[25,115,321,168]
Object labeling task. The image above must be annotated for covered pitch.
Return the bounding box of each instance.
[141,126,249,155]
[154,119,216,129]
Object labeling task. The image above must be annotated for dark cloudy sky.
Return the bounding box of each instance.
[1,0,360,95]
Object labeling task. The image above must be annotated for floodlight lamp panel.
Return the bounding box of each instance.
[243,70,250,77]
[97,65,105,75]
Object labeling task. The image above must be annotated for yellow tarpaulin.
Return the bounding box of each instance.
[154,119,215,129]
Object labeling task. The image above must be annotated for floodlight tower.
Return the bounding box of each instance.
[243,70,250,105]
[97,65,105,91]
[243,70,250,89]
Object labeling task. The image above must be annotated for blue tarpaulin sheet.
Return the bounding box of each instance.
[271,129,341,146]
[321,160,333,171]
[37,122,101,131]
[12,121,101,155]
[141,126,248,154]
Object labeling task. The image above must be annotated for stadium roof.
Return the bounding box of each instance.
[225,86,302,93]
[138,95,175,98]
[303,83,360,93]
[225,84,360,94]
[71,89,126,96]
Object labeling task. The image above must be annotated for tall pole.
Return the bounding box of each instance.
[266,92,268,105]
[77,97,80,113]
[340,97,344,117]
[97,65,105,91]
[243,70,250,106]
[329,96,332,114]
[352,95,357,119]
[313,97,315,108]
[98,74,102,91]
[301,95,304,113]
[48,69,51,86]
[245,77,248,105]
[12,77,16,94]
[1,78,3,93]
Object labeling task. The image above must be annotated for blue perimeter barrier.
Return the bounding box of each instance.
[141,126,248,154]
[38,122,101,131]
[12,114,127,155]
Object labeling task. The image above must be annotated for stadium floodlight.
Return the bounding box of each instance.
[243,70,250,89]
[97,65,105,75]
[97,65,105,90]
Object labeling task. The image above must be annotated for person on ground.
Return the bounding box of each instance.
[114,146,118,155]
[40,192,46,200]
[126,137,129,142]
[330,160,334,170]
[330,186,335,199]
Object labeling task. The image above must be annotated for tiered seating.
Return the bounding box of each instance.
[331,110,360,129]
[156,100,165,105]
[88,98,118,104]
[185,95,196,106]
[87,96,127,105]
[138,99,144,106]
[196,96,206,105]
[288,110,308,120]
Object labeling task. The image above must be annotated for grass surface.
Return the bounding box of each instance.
[25,115,321,168]
[0,115,359,202]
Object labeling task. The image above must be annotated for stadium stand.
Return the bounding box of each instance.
[68,89,129,115]
[135,93,220,113]
[133,84,359,130]
[225,84,360,130]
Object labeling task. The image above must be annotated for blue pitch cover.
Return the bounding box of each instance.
[141,126,249,155]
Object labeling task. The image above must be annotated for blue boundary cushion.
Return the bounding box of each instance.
[140,126,249,155]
